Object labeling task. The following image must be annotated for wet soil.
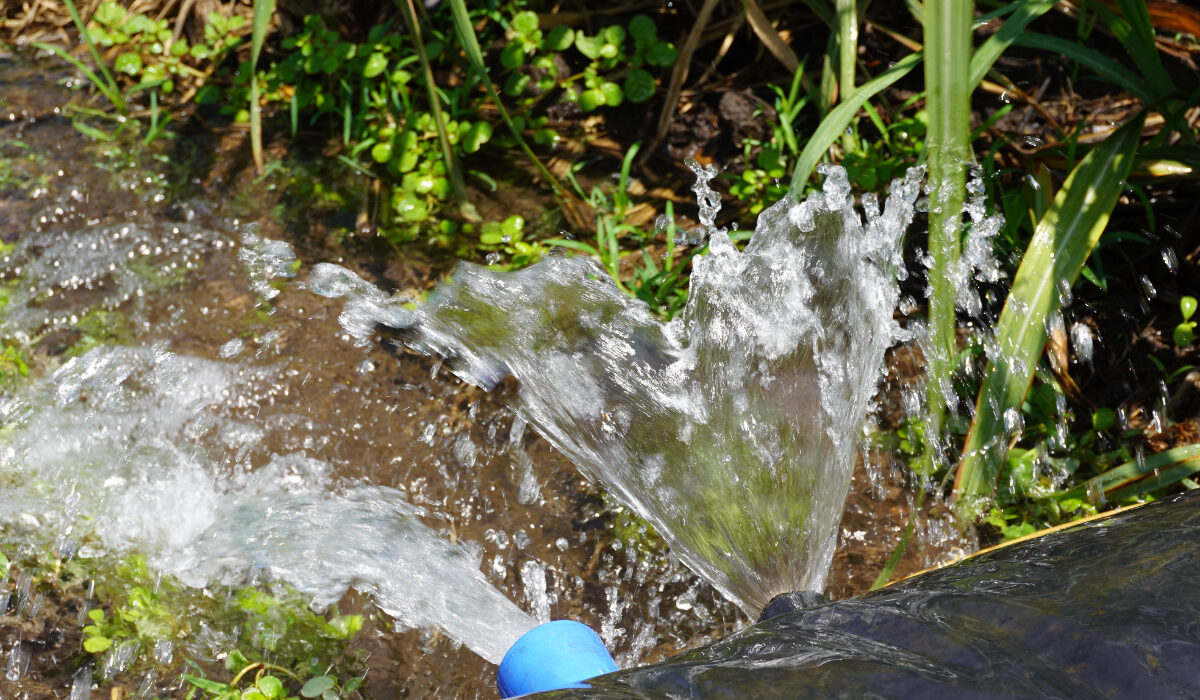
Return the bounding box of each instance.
[0,54,965,699]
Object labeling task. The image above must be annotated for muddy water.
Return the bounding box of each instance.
[0,53,968,698]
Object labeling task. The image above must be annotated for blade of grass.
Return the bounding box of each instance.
[922,0,973,464]
[1104,0,1175,99]
[32,41,122,109]
[1053,444,1200,502]
[445,0,570,202]
[835,0,858,100]
[56,0,124,113]
[249,0,274,173]
[1011,33,1155,102]
[396,0,477,221]
[788,51,922,195]
[742,0,801,72]
[952,113,1146,521]
[835,0,858,150]
[968,0,1056,89]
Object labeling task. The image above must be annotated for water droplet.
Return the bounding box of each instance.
[1138,274,1157,299]
[1161,247,1178,273]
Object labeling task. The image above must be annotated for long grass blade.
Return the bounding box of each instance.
[1106,0,1175,98]
[788,51,922,194]
[835,0,857,103]
[395,0,475,220]
[249,0,274,173]
[742,0,801,72]
[968,0,1056,89]
[921,0,973,460]
[32,41,122,109]
[1053,444,1200,502]
[1012,33,1155,101]
[57,0,124,113]
[952,113,1146,521]
[445,0,569,202]
[649,0,720,158]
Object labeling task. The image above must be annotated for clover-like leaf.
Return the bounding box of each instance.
[623,68,655,103]
[511,11,539,38]
[628,15,656,47]
[575,33,603,60]
[646,41,677,67]
[542,25,574,52]
[363,51,388,78]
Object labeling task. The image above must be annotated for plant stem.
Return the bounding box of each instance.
[396,0,477,221]
[921,0,972,471]
[836,0,858,152]
[249,0,275,173]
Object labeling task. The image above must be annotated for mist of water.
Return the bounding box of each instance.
[311,165,924,613]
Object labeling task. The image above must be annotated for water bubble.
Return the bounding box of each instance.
[1070,322,1094,367]
[1138,274,1157,299]
[1161,247,1178,273]
[521,561,551,623]
[69,667,92,700]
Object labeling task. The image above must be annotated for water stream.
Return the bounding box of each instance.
[311,164,924,614]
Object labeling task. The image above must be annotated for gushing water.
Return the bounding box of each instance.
[311,164,924,613]
[0,344,535,664]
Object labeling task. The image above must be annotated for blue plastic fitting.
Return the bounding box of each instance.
[497,620,618,698]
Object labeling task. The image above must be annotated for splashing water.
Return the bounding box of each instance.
[312,164,924,613]
[0,345,535,664]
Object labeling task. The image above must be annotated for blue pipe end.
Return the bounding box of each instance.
[497,620,618,698]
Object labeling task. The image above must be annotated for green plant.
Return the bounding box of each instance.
[35,0,245,143]
[728,70,811,213]
[501,12,677,111]
[1174,296,1197,347]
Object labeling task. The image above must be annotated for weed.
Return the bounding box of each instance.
[1174,296,1197,347]
[501,12,676,111]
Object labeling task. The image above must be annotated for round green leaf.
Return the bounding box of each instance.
[599,42,619,59]
[300,676,336,698]
[83,636,113,653]
[1174,324,1195,347]
[370,142,393,164]
[500,41,526,70]
[511,11,539,37]
[628,15,656,46]
[398,150,419,174]
[1182,296,1198,321]
[575,34,603,60]
[462,121,493,153]
[646,41,677,67]
[599,81,623,107]
[579,88,605,111]
[543,25,574,52]
[504,72,531,96]
[603,24,626,46]
[256,675,284,699]
[363,51,388,78]
[394,195,428,223]
[623,68,655,103]
[114,52,143,76]
[94,2,126,27]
